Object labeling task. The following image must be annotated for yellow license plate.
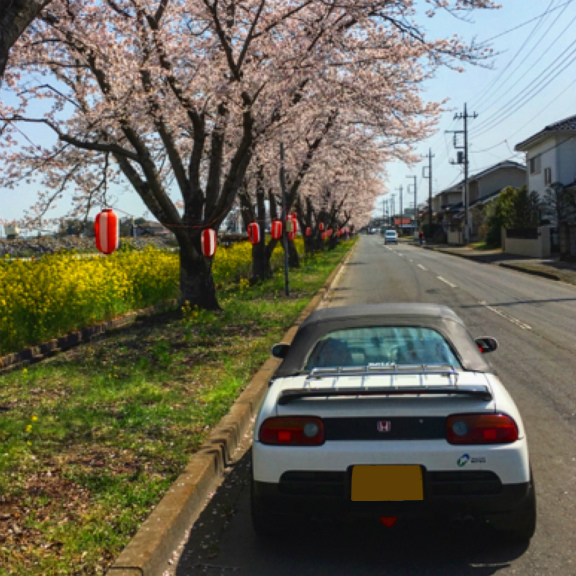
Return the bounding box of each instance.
[351,465,424,501]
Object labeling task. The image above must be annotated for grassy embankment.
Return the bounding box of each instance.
[0,239,353,576]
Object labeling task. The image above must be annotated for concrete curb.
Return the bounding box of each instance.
[421,244,564,282]
[106,246,354,576]
[0,301,178,373]
[497,263,560,281]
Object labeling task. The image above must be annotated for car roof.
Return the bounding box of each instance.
[275,304,492,376]
[300,303,461,327]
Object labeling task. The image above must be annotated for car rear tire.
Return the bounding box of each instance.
[489,473,536,542]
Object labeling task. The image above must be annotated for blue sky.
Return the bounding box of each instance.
[380,0,576,217]
[1,0,576,231]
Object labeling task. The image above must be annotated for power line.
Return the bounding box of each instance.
[471,39,576,137]
[478,0,575,45]
[472,0,572,112]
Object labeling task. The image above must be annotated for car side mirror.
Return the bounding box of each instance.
[271,343,290,359]
[475,337,498,354]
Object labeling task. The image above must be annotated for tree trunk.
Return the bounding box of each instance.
[178,232,220,310]
[287,240,300,268]
[304,235,315,254]
[0,0,50,80]
[251,239,273,282]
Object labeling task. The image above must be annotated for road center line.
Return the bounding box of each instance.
[417,264,428,271]
[437,276,457,288]
[479,301,532,331]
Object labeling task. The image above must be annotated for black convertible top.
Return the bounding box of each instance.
[274,303,492,376]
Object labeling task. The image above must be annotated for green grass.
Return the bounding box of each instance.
[0,241,352,576]
[467,241,500,251]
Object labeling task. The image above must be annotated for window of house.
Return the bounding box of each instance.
[529,155,541,175]
[544,167,552,185]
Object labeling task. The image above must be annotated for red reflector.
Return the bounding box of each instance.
[278,431,291,443]
[379,517,398,527]
[483,429,498,441]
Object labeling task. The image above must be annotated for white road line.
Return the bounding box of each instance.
[437,276,458,288]
[479,301,532,331]
[417,264,428,271]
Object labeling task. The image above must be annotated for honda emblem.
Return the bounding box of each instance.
[377,420,392,433]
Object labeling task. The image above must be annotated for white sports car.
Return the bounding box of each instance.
[251,303,536,541]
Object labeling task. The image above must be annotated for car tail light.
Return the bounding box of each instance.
[259,417,324,446]
[446,414,519,445]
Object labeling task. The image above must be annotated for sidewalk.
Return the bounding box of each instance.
[418,243,576,286]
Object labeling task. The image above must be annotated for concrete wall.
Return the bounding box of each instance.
[502,226,551,258]
[448,229,462,245]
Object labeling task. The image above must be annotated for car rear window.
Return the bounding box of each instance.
[304,326,461,370]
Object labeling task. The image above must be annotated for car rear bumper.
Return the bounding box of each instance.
[252,469,532,521]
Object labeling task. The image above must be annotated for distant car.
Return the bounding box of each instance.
[384,230,398,244]
[251,304,536,541]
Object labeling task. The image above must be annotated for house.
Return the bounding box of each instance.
[134,219,173,237]
[515,114,576,259]
[434,161,526,244]
[514,114,576,205]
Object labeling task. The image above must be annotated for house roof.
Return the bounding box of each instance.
[515,113,576,151]
[469,188,502,208]
[434,160,526,199]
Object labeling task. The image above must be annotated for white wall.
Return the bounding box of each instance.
[502,226,551,258]
[557,138,576,185]
[526,137,576,200]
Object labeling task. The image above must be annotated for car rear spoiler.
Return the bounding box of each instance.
[278,365,493,405]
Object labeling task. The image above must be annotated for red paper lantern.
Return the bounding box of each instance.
[271,219,283,240]
[288,231,296,241]
[304,226,312,237]
[247,222,260,245]
[327,228,333,237]
[291,215,298,233]
[318,222,325,232]
[95,208,119,254]
[201,228,217,258]
[321,231,327,240]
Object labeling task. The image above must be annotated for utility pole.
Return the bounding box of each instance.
[451,103,477,244]
[422,149,434,229]
[280,142,289,296]
[390,194,396,225]
[397,185,403,233]
[407,175,417,232]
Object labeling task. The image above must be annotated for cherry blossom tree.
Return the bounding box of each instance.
[0,0,498,308]
[0,0,51,81]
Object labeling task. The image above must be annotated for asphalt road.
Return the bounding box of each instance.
[167,235,576,576]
